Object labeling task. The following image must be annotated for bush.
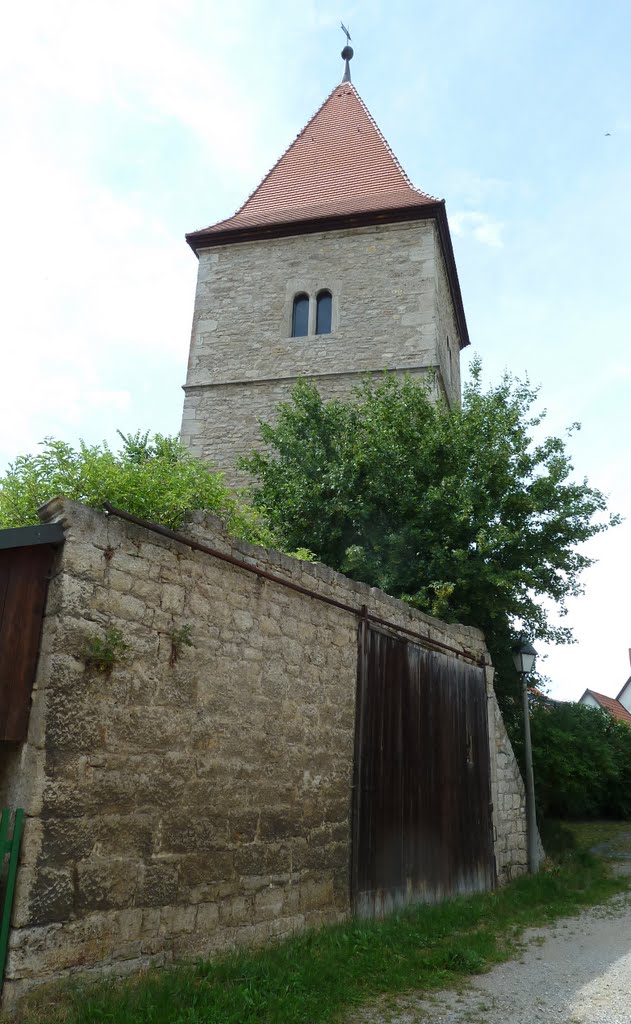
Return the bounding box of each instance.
[531,699,631,820]
[0,431,270,543]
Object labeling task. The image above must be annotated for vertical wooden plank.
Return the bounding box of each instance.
[0,546,56,743]
[0,556,10,631]
[352,627,495,918]
[0,554,16,742]
[350,607,369,913]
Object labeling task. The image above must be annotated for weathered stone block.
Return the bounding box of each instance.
[76,857,139,912]
[196,901,219,932]
[92,814,156,860]
[27,868,75,926]
[161,584,186,614]
[177,851,235,901]
[253,886,285,920]
[43,688,102,754]
[137,863,179,908]
[161,816,229,855]
[158,905,197,935]
[40,816,95,865]
[218,895,252,926]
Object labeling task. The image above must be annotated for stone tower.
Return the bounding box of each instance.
[180,50,469,480]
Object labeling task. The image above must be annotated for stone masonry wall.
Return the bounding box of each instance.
[182,367,440,485]
[485,668,529,880]
[1,499,529,1005]
[180,219,462,480]
[435,237,462,404]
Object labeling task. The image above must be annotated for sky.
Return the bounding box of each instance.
[1,0,629,701]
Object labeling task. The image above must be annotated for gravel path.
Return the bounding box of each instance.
[352,839,631,1024]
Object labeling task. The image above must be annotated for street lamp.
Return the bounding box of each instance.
[512,638,540,874]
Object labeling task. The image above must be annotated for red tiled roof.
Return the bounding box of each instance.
[586,690,631,726]
[188,82,439,240]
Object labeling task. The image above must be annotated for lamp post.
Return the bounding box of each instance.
[512,638,540,874]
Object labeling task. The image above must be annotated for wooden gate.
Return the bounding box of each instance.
[352,624,495,917]
[0,525,63,743]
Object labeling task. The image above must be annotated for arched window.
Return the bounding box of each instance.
[316,290,332,335]
[291,293,309,338]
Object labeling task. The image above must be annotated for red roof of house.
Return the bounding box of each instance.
[585,690,631,726]
[187,82,439,240]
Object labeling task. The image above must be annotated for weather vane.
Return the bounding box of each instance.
[340,22,354,83]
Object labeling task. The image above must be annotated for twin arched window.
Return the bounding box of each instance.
[292,293,309,337]
[291,290,332,338]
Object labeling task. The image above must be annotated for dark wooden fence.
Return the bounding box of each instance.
[352,624,495,917]
[0,525,63,743]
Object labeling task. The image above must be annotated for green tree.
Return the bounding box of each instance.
[241,364,619,718]
[530,699,631,819]
[0,430,268,542]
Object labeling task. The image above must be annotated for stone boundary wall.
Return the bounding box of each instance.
[0,499,530,1005]
[486,676,528,879]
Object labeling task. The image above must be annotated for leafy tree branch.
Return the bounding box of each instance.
[241,362,620,718]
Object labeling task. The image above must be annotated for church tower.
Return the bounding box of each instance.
[180,46,469,480]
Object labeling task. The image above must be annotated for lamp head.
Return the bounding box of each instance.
[512,638,537,677]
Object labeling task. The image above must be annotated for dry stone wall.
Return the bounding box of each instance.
[1,499,530,1005]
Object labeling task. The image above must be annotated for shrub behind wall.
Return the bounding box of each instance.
[531,700,631,820]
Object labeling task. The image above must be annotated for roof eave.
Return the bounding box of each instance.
[186,200,470,350]
[0,522,65,551]
[186,202,441,252]
[434,203,470,350]
[615,676,631,702]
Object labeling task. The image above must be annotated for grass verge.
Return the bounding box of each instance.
[12,845,628,1024]
[563,819,631,852]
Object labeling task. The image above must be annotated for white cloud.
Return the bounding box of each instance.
[0,2,272,177]
[0,1,267,468]
[450,210,505,247]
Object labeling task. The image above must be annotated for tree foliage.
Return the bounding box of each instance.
[530,700,631,819]
[0,431,268,542]
[241,364,619,714]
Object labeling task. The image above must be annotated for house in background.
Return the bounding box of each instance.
[578,650,631,726]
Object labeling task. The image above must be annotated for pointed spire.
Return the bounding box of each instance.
[340,22,353,82]
[187,82,439,243]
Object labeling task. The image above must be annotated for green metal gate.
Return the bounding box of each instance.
[0,808,24,994]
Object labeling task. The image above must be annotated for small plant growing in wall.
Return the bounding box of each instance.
[169,624,193,667]
[83,628,129,674]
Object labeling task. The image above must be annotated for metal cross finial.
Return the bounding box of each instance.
[340,22,354,83]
